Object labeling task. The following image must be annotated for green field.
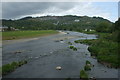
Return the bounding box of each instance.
[2,30,58,40]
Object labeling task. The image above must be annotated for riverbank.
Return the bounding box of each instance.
[74,32,119,68]
[2,30,58,40]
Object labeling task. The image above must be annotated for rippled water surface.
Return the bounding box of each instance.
[3,31,118,78]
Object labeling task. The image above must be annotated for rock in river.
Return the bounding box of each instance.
[56,66,62,70]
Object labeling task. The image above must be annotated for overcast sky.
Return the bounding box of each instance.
[2,2,118,22]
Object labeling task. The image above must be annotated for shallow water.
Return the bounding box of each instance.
[2,31,118,78]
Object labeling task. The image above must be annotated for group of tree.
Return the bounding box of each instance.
[111,18,120,42]
[95,22,112,33]
[95,17,120,42]
[1,15,111,31]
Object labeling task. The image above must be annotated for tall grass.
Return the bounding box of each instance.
[2,60,27,75]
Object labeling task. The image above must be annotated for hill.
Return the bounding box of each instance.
[2,15,112,31]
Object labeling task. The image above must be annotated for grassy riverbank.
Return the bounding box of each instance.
[2,60,27,76]
[2,30,58,40]
[75,32,119,68]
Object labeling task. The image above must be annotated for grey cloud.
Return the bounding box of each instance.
[2,2,77,19]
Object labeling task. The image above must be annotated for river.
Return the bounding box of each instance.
[2,31,118,78]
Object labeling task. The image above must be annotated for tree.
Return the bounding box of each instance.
[112,18,120,42]
[96,22,111,33]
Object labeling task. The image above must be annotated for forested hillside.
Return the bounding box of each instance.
[2,15,112,31]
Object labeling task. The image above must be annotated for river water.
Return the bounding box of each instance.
[2,31,118,78]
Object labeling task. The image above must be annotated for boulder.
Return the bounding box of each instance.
[56,66,62,70]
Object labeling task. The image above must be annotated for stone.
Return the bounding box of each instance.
[56,66,62,70]
[15,51,22,54]
[87,64,91,66]
[90,77,96,80]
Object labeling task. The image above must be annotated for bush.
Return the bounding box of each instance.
[2,60,27,75]
[11,62,19,69]
[75,33,119,68]
[88,46,98,56]
[95,22,112,33]
[84,60,91,71]
[73,47,77,51]
[69,46,77,51]
[80,70,88,79]
[84,65,91,71]
[74,39,96,45]
[2,64,14,75]
[69,46,74,49]
[86,60,91,65]
[74,40,79,43]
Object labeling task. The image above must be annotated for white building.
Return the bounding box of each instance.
[74,19,80,22]
[0,26,8,31]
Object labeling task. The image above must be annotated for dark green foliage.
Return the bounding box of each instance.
[80,70,88,79]
[11,62,19,68]
[75,24,120,68]
[2,60,27,75]
[95,22,112,33]
[84,60,91,71]
[84,65,91,71]
[74,40,79,43]
[112,30,120,42]
[76,34,119,68]
[2,15,112,31]
[74,39,97,45]
[73,47,77,51]
[113,18,120,31]
[69,46,74,49]
[2,64,14,75]
[69,46,77,51]
[86,60,91,65]
[88,46,99,56]
[111,18,120,42]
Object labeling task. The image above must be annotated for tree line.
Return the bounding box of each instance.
[2,15,112,31]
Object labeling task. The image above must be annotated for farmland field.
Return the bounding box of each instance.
[2,30,58,40]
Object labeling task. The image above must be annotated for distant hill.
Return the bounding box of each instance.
[2,15,112,31]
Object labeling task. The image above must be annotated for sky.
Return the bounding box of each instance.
[1,2,119,22]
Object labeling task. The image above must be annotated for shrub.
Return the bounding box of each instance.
[73,47,77,51]
[69,46,74,49]
[2,64,14,75]
[74,40,79,43]
[2,60,27,75]
[88,46,98,56]
[80,70,88,79]
[84,60,91,71]
[74,32,119,68]
[69,46,77,51]
[74,39,96,45]
[11,62,19,69]
[86,60,91,65]
[84,65,91,71]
